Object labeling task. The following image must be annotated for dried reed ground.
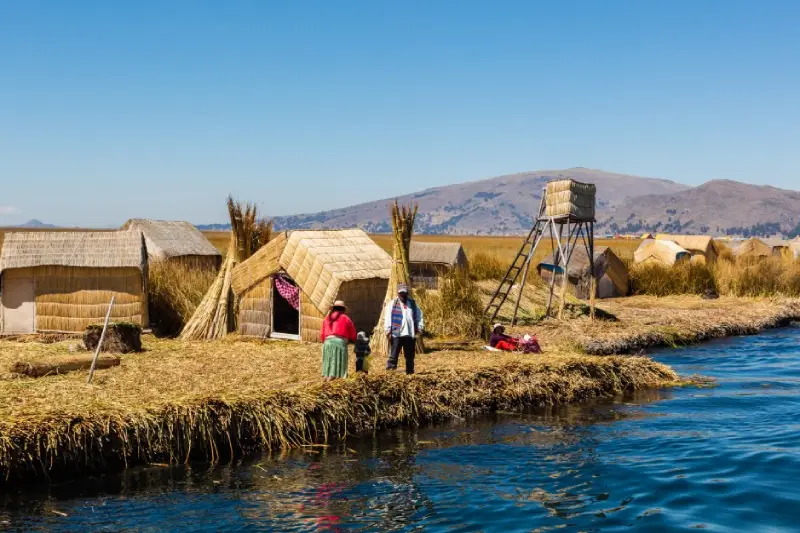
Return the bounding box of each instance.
[0,331,676,482]
[2,294,799,482]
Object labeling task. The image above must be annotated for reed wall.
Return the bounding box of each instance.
[337,277,389,333]
[300,289,325,342]
[3,266,146,332]
[239,276,271,338]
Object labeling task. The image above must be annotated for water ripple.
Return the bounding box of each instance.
[3,327,800,532]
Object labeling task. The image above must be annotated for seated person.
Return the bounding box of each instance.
[489,323,518,351]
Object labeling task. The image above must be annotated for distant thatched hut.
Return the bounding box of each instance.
[641,232,654,240]
[733,237,773,259]
[537,246,629,299]
[634,239,690,267]
[655,234,718,264]
[763,238,793,258]
[121,219,221,270]
[231,229,391,341]
[409,241,468,289]
[0,231,148,334]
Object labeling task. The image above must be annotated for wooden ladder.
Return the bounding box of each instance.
[484,193,547,325]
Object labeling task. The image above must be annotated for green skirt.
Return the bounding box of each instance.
[322,337,349,378]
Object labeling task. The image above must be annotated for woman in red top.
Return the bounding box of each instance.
[320,300,357,381]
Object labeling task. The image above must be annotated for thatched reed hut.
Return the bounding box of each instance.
[537,246,629,299]
[231,229,391,341]
[655,234,719,264]
[634,239,690,267]
[791,241,800,260]
[121,219,221,270]
[0,231,148,334]
[409,241,468,289]
[763,238,793,258]
[733,237,774,259]
[641,232,654,239]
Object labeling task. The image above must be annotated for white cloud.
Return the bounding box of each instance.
[0,206,20,216]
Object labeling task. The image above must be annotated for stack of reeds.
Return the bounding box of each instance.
[180,197,272,341]
[371,201,420,357]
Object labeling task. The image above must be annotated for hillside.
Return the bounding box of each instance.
[598,180,800,237]
[274,168,689,235]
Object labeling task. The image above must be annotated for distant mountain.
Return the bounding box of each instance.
[199,169,800,237]
[598,179,800,237]
[17,219,58,229]
[272,168,689,235]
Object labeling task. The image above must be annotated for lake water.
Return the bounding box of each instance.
[2,327,799,532]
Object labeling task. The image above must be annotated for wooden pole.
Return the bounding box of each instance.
[87,296,115,384]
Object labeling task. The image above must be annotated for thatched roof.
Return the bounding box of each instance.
[634,239,690,266]
[0,231,146,275]
[734,237,772,258]
[121,219,220,260]
[232,229,392,314]
[655,234,718,255]
[762,238,792,251]
[409,241,467,267]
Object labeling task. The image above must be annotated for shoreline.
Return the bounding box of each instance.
[0,355,677,484]
[1,295,798,485]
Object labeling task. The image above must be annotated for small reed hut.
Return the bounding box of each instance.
[655,234,719,264]
[121,219,221,270]
[0,231,148,334]
[763,238,793,258]
[537,246,629,299]
[733,237,773,259]
[634,239,690,267]
[408,241,468,289]
[231,229,392,341]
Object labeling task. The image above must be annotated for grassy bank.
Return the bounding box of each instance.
[0,336,677,483]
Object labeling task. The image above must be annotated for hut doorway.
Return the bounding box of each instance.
[1,277,35,334]
[271,275,300,340]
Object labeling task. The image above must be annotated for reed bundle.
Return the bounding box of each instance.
[371,201,419,356]
[180,197,272,340]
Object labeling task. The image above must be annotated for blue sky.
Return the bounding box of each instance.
[1,1,799,226]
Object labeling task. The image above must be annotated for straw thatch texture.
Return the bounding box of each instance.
[0,232,147,333]
[762,238,793,258]
[299,289,325,342]
[0,231,146,272]
[733,237,773,259]
[238,276,272,338]
[232,230,392,341]
[409,241,468,289]
[655,234,718,263]
[634,239,690,267]
[281,230,392,315]
[231,232,288,296]
[121,219,221,270]
[537,246,629,299]
[544,180,596,220]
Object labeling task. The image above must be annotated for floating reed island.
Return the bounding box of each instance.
[0,335,678,483]
[1,294,798,483]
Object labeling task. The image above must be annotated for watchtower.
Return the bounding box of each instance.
[484,179,597,324]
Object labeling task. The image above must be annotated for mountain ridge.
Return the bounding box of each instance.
[197,168,800,238]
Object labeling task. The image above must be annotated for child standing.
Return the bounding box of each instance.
[354,331,371,373]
